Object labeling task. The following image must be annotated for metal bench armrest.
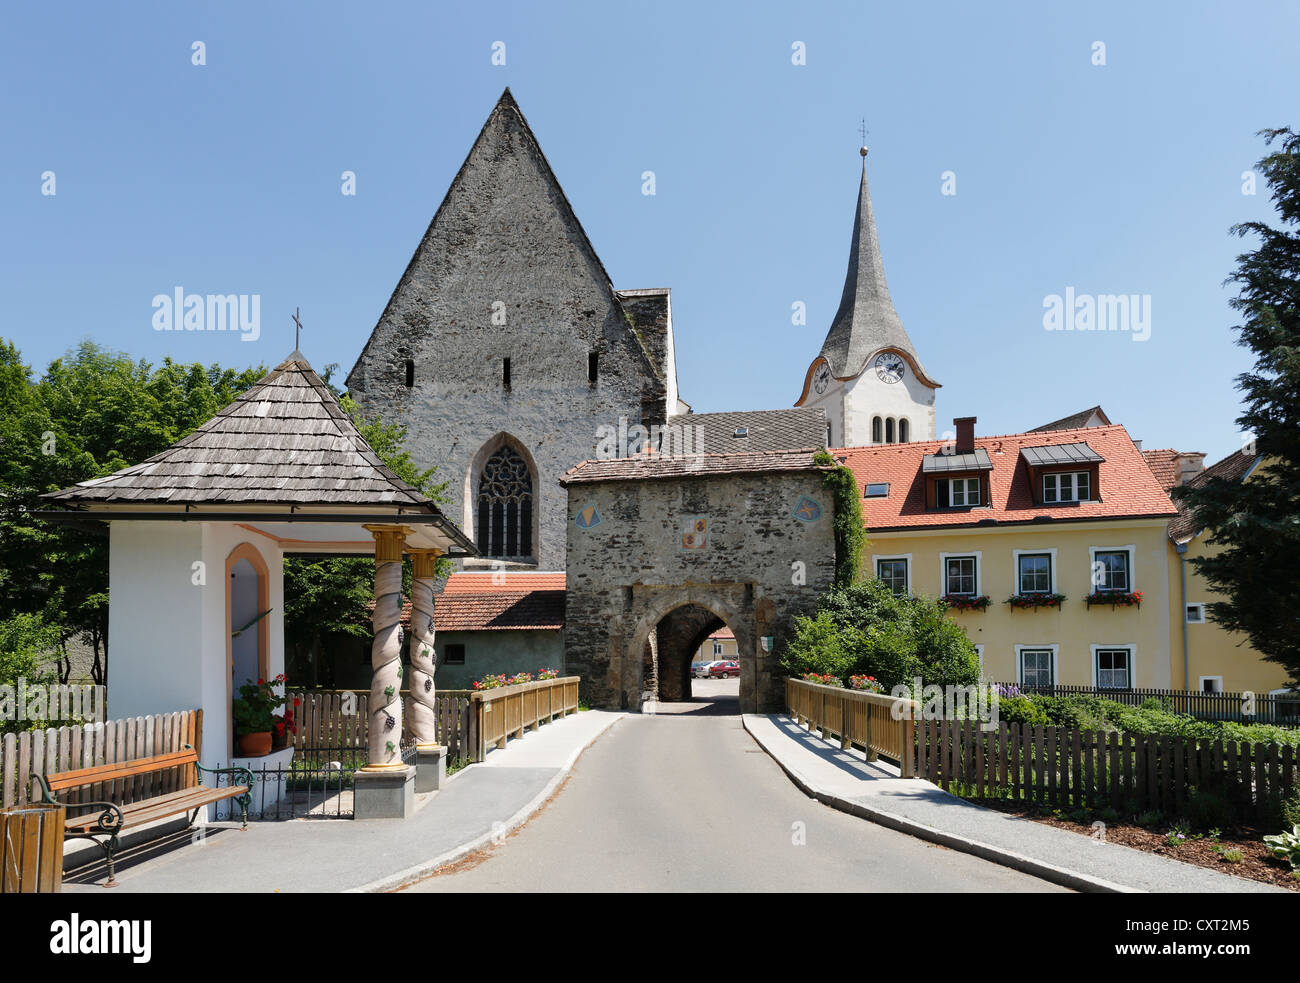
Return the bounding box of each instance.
[64,800,126,835]
[195,762,255,790]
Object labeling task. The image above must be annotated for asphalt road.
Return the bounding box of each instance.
[403,679,1066,892]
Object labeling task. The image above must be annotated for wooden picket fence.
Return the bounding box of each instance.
[1,709,202,810]
[914,719,1297,822]
[992,682,1300,724]
[291,676,580,764]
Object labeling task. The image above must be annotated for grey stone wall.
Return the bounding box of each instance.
[565,470,836,713]
[346,93,665,570]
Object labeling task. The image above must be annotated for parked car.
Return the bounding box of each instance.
[692,661,718,678]
[708,661,740,679]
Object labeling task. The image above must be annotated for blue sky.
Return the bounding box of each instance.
[3,1,1297,460]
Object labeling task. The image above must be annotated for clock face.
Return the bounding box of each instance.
[812,362,831,394]
[873,352,905,384]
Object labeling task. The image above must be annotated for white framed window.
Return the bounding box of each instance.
[939,551,981,596]
[712,640,723,656]
[1185,603,1206,624]
[1200,676,1224,694]
[1043,470,1091,503]
[940,476,980,507]
[872,553,912,596]
[1013,548,1057,595]
[864,482,890,498]
[1089,545,1135,594]
[1092,645,1134,690]
[1016,644,1058,688]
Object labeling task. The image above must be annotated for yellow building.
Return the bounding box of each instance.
[841,418,1180,689]
[1160,450,1292,696]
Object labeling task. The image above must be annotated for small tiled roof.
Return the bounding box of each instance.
[397,572,566,632]
[838,423,1176,531]
[46,355,434,508]
[1020,442,1105,467]
[1141,449,1182,492]
[922,449,993,473]
[560,447,829,485]
[1167,449,1261,543]
[1028,406,1111,432]
[667,407,827,455]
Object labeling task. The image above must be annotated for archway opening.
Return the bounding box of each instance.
[642,603,742,715]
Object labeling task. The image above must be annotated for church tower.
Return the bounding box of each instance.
[795,147,939,446]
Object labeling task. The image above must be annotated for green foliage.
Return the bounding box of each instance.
[996,695,1050,728]
[1172,128,1300,686]
[231,674,288,736]
[1263,825,1300,869]
[0,614,61,736]
[0,339,264,683]
[781,578,981,690]
[813,450,865,587]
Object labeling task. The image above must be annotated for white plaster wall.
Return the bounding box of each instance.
[198,524,284,767]
[843,368,936,444]
[801,386,845,447]
[107,521,206,728]
[106,521,284,774]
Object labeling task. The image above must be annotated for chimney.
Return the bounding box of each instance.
[954,417,976,455]
[1175,452,1206,486]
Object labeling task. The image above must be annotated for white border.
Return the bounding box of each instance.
[1091,643,1136,689]
[1042,469,1093,503]
[871,552,912,595]
[1185,602,1206,624]
[1089,544,1136,593]
[1012,548,1058,594]
[1200,675,1225,694]
[939,550,982,597]
[1015,643,1058,686]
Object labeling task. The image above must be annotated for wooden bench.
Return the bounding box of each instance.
[32,745,252,887]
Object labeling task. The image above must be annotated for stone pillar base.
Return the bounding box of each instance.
[353,765,416,820]
[415,744,447,794]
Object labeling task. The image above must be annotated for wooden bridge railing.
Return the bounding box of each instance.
[471,676,581,762]
[786,677,918,777]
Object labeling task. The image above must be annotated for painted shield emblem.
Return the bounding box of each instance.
[792,496,822,522]
[575,503,602,529]
[681,515,708,550]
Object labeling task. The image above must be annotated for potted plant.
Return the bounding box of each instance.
[233,674,288,757]
[270,696,300,751]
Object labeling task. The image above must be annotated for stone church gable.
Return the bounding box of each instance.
[346,89,672,570]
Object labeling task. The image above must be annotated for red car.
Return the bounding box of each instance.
[708,661,740,679]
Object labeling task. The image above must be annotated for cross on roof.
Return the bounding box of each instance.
[859,119,869,145]
[291,307,304,351]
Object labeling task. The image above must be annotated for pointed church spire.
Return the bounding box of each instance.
[816,149,936,386]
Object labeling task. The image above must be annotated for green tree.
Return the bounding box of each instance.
[0,340,264,683]
[781,579,981,690]
[1173,128,1300,687]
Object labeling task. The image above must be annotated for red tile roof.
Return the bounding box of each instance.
[395,572,566,632]
[837,424,1177,531]
[1167,450,1261,543]
[1140,449,1181,492]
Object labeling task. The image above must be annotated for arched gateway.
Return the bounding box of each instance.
[561,449,837,713]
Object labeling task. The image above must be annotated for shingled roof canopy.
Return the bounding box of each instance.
[42,354,475,556]
[1167,448,1262,543]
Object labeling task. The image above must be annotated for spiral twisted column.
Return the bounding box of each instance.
[361,524,412,770]
[407,548,442,748]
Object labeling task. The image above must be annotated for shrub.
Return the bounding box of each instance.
[783,580,980,690]
[1222,849,1245,863]
[1263,825,1300,869]
[997,695,1049,728]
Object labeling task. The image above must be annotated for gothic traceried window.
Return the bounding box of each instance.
[476,446,533,559]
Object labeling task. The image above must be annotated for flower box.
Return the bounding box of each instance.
[940,594,991,612]
[1005,593,1066,610]
[1085,590,1143,609]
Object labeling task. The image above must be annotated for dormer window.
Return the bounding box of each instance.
[943,477,980,507]
[1043,471,1091,503]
